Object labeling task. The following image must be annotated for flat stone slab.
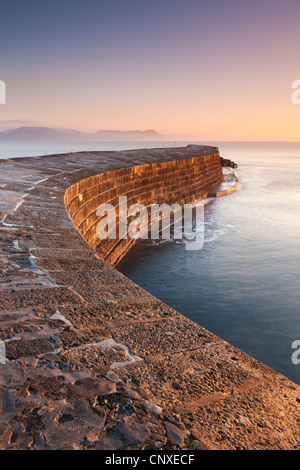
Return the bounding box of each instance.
[0,146,299,450]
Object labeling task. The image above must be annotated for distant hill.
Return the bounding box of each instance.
[0,127,78,141]
[0,127,163,141]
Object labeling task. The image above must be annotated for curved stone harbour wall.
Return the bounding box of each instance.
[64,152,222,265]
[0,145,299,450]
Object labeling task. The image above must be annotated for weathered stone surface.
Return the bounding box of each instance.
[67,377,117,401]
[165,422,186,446]
[93,422,151,450]
[6,338,54,359]
[0,146,298,450]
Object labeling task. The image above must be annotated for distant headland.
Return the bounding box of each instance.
[0,126,162,142]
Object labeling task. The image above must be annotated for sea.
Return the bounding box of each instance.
[0,140,299,385]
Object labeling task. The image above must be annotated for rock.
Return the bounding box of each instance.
[6,338,54,359]
[41,400,105,449]
[191,440,209,450]
[237,416,252,426]
[105,371,121,383]
[93,422,150,450]
[67,377,116,400]
[123,386,141,400]
[142,401,163,416]
[24,375,65,399]
[50,334,63,346]
[165,422,186,446]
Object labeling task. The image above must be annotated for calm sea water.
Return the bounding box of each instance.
[119,142,300,385]
[1,141,299,384]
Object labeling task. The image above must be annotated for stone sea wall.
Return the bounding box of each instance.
[64,150,222,265]
[0,145,299,450]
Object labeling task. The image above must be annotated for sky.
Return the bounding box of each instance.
[0,0,299,140]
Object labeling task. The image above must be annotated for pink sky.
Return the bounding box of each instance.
[0,1,299,141]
